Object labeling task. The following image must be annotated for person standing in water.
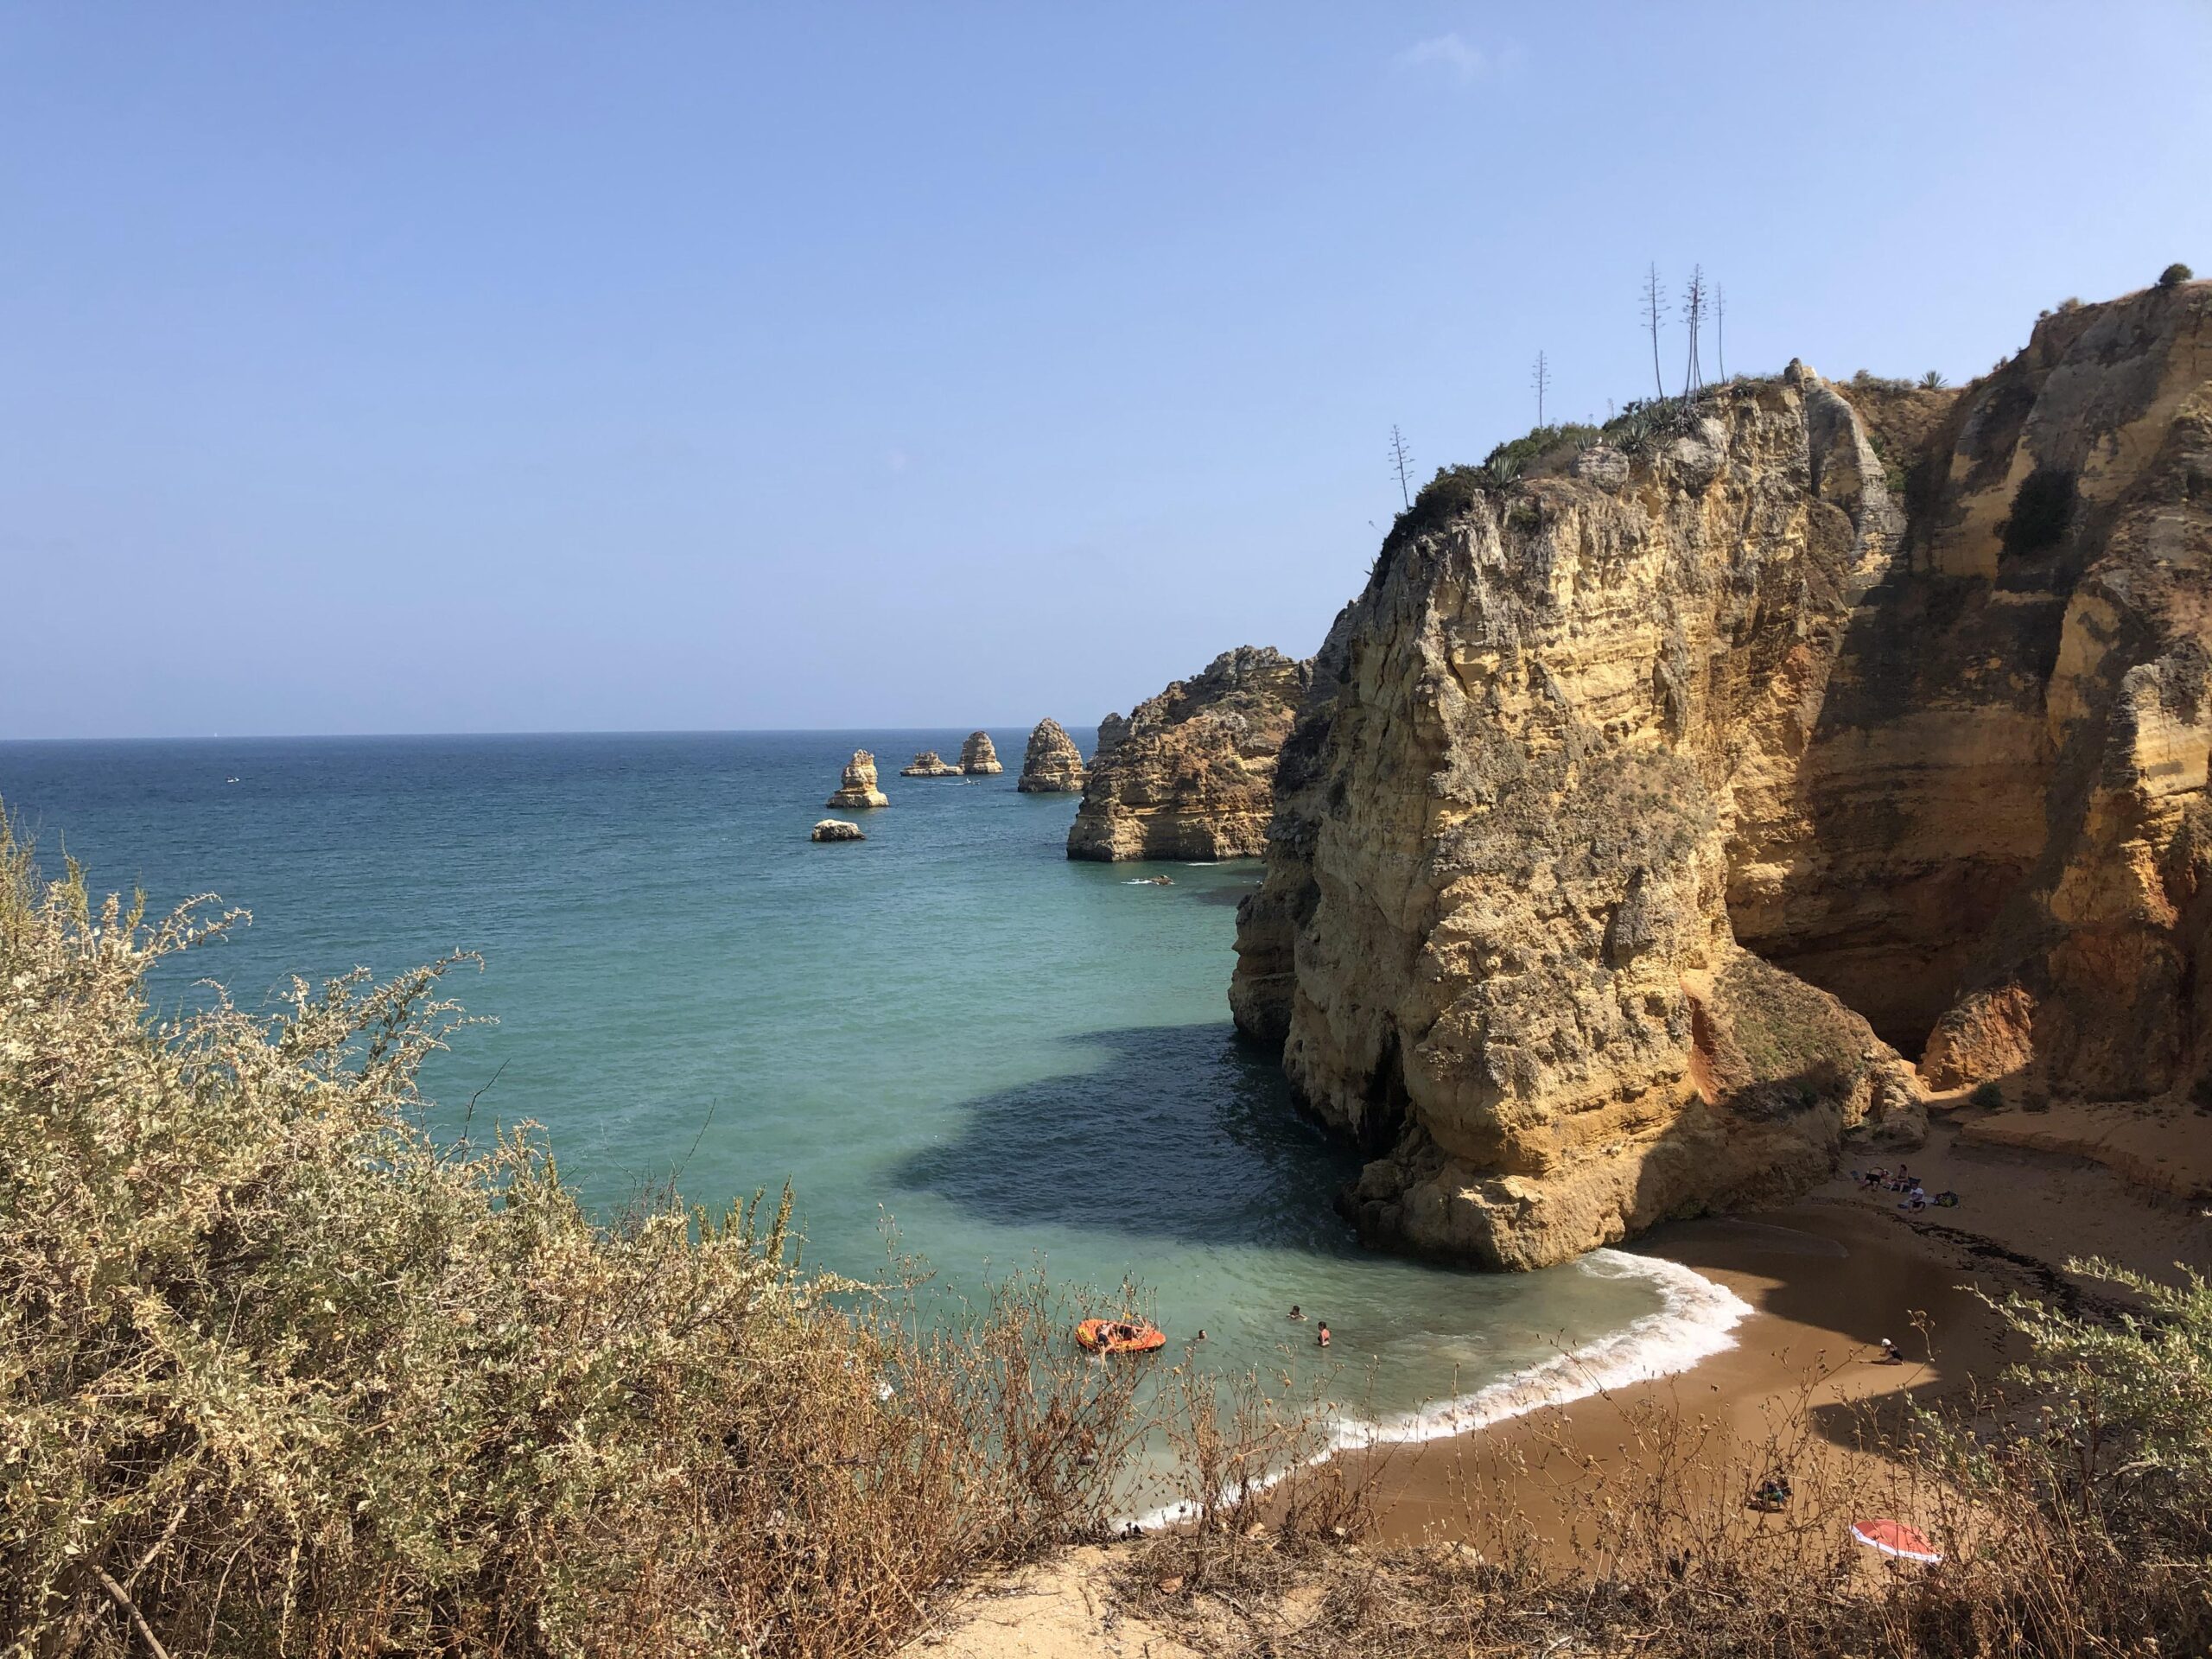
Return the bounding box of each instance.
[1317,1322,1331,1348]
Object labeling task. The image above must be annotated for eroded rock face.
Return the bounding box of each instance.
[959,732,1004,775]
[1233,283,2212,1268]
[810,819,865,842]
[900,751,962,778]
[1017,718,1087,793]
[1068,648,1312,861]
[826,750,889,810]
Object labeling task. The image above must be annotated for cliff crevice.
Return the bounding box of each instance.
[1233,283,2212,1268]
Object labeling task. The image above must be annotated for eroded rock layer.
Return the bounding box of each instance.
[1017,718,1087,793]
[826,750,889,810]
[959,733,1004,775]
[900,751,961,778]
[1232,283,2212,1269]
[1068,647,1313,861]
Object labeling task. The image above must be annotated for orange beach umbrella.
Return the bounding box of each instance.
[1850,1519,1942,1563]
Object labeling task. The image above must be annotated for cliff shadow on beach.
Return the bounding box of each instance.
[889,1022,1362,1249]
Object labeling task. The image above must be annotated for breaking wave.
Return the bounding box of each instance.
[1124,1249,1751,1530]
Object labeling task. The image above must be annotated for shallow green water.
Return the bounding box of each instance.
[1,731,1746,1504]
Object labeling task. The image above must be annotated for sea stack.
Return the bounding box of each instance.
[810,819,865,842]
[824,750,889,809]
[958,732,1003,775]
[1232,282,2212,1272]
[1067,647,1311,861]
[899,750,962,778]
[1016,718,1087,793]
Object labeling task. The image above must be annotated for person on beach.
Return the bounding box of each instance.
[1317,1322,1331,1348]
[1878,1337,1904,1364]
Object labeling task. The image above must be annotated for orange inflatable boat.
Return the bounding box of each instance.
[1076,1318,1166,1356]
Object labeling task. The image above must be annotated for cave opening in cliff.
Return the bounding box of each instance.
[1720,566,2063,1067]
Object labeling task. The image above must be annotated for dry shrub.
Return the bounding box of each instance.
[1125,1279,2212,1657]
[0,822,1149,1657]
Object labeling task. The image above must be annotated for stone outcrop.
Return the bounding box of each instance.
[958,732,1003,775]
[825,750,889,810]
[810,819,865,842]
[1068,648,1312,861]
[900,751,962,778]
[1017,719,1088,793]
[1232,282,2212,1269]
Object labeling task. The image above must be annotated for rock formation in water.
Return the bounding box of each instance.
[825,750,889,810]
[1016,718,1088,793]
[899,751,962,778]
[958,732,1004,775]
[1069,648,1312,861]
[1232,281,2212,1270]
[810,819,866,842]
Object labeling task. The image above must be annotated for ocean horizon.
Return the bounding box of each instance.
[0,728,1735,1502]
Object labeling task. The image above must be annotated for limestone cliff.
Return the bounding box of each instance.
[826,750,889,810]
[1068,647,1312,861]
[959,732,1004,776]
[1232,282,2212,1269]
[900,751,961,778]
[1017,718,1087,793]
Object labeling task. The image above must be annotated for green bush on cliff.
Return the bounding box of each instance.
[0,820,1148,1656]
[2160,262,2194,287]
[1482,422,1599,480]
[2001,466,2076,556]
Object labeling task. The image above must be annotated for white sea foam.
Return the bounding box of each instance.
[1122,1250,1751,1531]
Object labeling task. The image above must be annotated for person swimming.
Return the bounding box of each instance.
[1287,1305,1306,1321]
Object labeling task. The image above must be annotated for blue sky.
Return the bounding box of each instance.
[3,3,2208,738]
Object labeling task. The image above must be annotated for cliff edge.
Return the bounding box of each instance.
[1068,647,1311,861]
[1231,282,2212,1269]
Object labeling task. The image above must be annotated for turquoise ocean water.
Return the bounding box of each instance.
[0,731,1745,1510]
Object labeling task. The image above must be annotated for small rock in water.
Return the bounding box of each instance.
[899,750,961,778]
[825,750,889,809]
[1016,717,1086,792]
[958,731,1003,775]
[810,819,865,842]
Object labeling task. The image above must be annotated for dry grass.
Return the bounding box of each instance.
[7,810,2209,1657]
[1119,1300,2212,1657]
[0,822,1158,1658]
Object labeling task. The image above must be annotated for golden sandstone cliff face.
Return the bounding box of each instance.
[1017,718,1088,793]
[1231,283,2212,1269]
[1067,647,1312,861]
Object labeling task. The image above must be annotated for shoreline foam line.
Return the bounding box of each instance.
[1121,1249,1753,1530]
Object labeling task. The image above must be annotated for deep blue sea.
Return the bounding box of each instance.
[0,731,1745,1502]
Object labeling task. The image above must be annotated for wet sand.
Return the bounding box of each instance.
[1351,1115,2211,1556]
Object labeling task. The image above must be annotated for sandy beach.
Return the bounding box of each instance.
[911,1113,2209,1655]
[1354,1109,2212,1554]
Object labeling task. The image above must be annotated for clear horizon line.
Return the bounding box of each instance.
[0,722,1095,746]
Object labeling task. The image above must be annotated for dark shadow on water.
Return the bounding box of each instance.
[892,1023,1365,1252]
[1188,881,1261,907]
